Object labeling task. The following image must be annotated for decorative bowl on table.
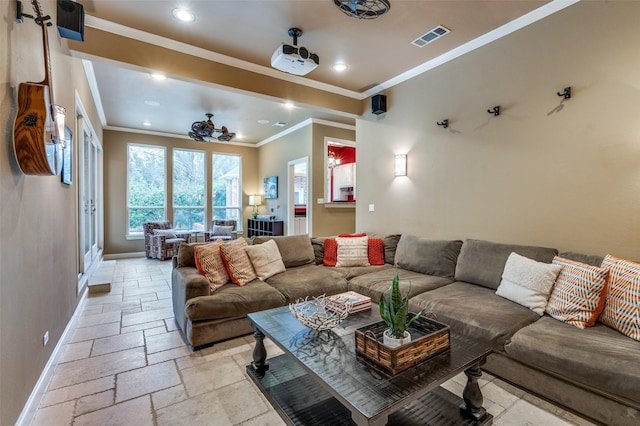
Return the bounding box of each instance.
[289,295,352,331]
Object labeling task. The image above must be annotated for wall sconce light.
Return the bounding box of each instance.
[394,154,407,177]
[249,195,262,219]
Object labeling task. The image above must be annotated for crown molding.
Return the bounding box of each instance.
[362,0,581,97]
[103,125,258,148]
[256,118,355,147]
[81,60,107,127]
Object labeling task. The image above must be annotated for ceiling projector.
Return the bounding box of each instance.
[271,28,319,76]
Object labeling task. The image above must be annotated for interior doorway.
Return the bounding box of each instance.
[76,105,103,294]
[288,157,309,236]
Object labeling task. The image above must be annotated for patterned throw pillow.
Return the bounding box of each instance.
[194,240,229,293]
[153,229,177,239]
[368,238,385,265]
[545,256,609,328]
[220,238,257,286]
[245,239,286,280]
[322,232,376,266]
[599,254,640,341]
[336,236,370,267]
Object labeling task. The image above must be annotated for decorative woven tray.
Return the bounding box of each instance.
[355,315,450,374]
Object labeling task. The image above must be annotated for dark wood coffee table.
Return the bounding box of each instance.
[246,305,492,426]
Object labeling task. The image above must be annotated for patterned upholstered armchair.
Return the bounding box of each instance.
[204,219,238,241]
[143,221,191,261]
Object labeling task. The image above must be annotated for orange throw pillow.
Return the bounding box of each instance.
[220,238,257,286]
[323,238,338,266]
[368,238,385,265]
[194,240,229,293]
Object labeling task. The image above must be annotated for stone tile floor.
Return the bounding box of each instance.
[31,258,596,425]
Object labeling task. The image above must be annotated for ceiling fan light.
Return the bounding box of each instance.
[189,113,235,142]
[333,0,391,19]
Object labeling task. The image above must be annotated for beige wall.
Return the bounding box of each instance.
[356,1,640,260]
[257,125,312,235]
[0,1,102,423]
[103,130,258,254]
[311,123,357,237]
[257,122,356,236]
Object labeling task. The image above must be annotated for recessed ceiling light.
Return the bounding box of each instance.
[257,119,270,125]
[144,100,160,106]
[284,102,294,109]
[150,73,167,81]
[235,133,243,139]
[143,121,152,126]
[332,63,348,72]
[172,8,195,22]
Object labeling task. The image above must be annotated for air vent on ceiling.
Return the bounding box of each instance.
[411,25,450,48]
[272,121,288,127]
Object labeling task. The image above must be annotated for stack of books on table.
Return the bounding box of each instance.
[326,291,372,314]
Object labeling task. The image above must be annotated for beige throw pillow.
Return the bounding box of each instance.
[245,239,286,281]
[335,236,370,267]
[496,252,562,315]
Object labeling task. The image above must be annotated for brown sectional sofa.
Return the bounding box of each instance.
[171,233,640,425]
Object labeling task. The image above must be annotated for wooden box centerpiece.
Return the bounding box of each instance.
[355,315,450,374]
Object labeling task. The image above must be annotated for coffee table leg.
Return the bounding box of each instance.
[251,328,269,374]
[460,363,487,421]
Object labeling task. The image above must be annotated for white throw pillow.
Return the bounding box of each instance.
[496,252,562,315]
[212,225,234,237]
[245,239,286,280]
[153,229,177,239]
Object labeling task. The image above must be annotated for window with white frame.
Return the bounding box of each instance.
[127,144,166,235]
[212,153,241,226]
[173,149,205,232]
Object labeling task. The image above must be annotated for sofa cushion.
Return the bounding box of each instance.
[545,256,609,328]
[408,282,541,351]
[336,236,370,267]
[332,264,394,281]
[220,238,257,286]
[455,239,558,290]
[254,235,315,268]
[394,235,462,279]
[185,280,286,321]
[599,254,640,341]
[348,268,452,303]
[505,316,640,404]
[245,239,286,281]
[264,264,348,303]
[311,237,327,264]
[496,253,562,315]
[177,242,206,268]
[194,241,229,293]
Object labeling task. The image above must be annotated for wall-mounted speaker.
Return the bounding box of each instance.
[372,94,387,115]
[57,0,84,41]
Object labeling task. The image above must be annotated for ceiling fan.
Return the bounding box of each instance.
[188,113,235,142]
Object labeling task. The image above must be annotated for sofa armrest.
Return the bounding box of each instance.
[172,266,210,334]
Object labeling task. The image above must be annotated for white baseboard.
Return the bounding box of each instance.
[16,287,88,426]
[103,252,145,260]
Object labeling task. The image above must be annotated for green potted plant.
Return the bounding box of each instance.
[379,270,425,348]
